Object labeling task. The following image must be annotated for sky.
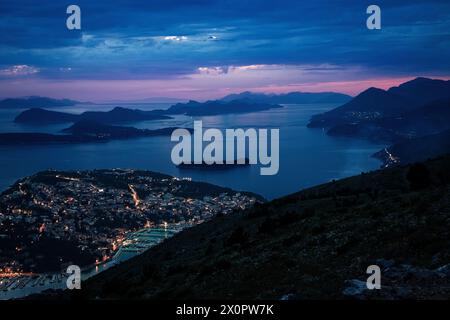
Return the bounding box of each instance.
[0,0,449,101]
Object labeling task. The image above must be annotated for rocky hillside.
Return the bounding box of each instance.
[308,78,450,129]
[71,154,450,300]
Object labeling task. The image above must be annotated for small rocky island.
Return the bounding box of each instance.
[177,158,251,170]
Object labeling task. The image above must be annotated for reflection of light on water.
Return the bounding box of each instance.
[1,225,185,300]
[163,221,168,238]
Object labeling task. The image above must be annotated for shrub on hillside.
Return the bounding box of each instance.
[407,163,431,190]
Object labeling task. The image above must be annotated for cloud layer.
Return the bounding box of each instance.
[0,0,449,100]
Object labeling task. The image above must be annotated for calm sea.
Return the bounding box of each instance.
[0,103,385,200]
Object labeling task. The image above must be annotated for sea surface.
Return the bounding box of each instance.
[0,103,386,200]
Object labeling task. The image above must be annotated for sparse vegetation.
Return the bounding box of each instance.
[68,155,450,299]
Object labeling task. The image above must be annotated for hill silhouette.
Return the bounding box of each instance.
[70,154,450,299]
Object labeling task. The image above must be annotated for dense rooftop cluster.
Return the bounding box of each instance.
[0,169,259,273]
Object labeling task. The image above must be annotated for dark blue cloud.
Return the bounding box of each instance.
[0,0,449,80]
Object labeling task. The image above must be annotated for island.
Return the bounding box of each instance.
[165,99,283,116]
[14,107,170,124]
[221,91,352,104]
[61,120,192,138]
[177,158,251,170]
[0,121,191,145]
[14,99,283,124]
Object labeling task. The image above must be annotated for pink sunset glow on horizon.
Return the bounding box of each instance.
[0,75,449,102]
[248,77,449,96]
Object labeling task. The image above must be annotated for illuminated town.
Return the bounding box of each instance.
[0,169,260,298]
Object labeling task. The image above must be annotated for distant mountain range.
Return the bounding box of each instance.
[166,99,282,116]
[4,90,349,114]
[15,100,283,124]
[221,91,352,104]
[98,97,187,104]
[9,79,450,166]
[9,90,352,125]
[0,96,80,109]
[307,77,450,166]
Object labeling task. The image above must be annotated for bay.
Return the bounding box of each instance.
[0,103,385,200]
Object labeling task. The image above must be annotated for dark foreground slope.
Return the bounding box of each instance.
[74,155,450,299]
